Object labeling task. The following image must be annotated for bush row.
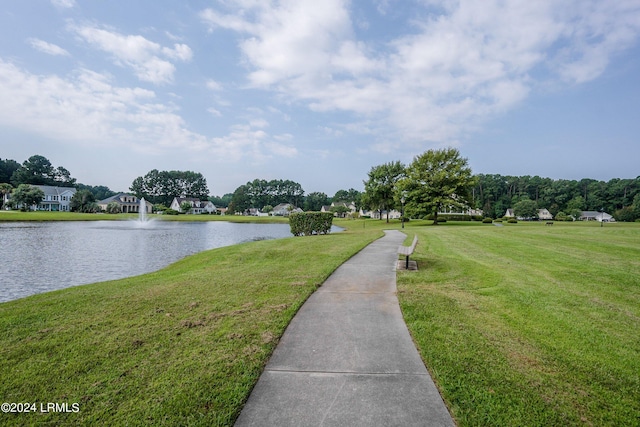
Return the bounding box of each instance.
[289,212,334,236]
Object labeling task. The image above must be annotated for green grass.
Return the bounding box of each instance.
[0,210,290,223]
[0,219,386,426]
[397,221,640,426]
[2,217,638,425]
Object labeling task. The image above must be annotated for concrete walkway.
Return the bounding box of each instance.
[235,230,455,427]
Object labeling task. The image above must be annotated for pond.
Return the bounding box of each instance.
[0,220,297,303]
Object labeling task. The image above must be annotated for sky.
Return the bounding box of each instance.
[1,0,639,197]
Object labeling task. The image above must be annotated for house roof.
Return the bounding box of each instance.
[32,185,76,196]
[581,211,612,217]
[98,193,141,206]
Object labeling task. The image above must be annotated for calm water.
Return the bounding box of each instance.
[0,220,295,303]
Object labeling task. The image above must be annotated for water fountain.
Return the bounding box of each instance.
[139,197,148,223]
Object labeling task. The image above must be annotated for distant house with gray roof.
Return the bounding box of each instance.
[98,193,151,214]
[170,197,216,214]
[5,185,76,211]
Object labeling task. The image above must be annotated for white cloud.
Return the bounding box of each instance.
[27,38,70,56]
[0,59,296,162]
[200,0,640,147]
[72,25,193,84]
[51,0,75,8]
[206,79,223,91]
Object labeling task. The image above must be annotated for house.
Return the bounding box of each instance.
[98,193,152,214]
[361,209,402,220]
[504,209,515,218]
[5,185,76,211]
[322,201,357,217]
[438,206,484,217]
[272,203,302,216]
[170,197,216,214]
[538,208,553,220]
[580,211,615,222]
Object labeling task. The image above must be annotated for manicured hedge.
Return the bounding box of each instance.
[289,212,334,236]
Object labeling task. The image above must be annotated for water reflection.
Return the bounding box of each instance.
[0,221,295,302]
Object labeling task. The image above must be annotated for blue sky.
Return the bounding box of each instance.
[1,0,639,196]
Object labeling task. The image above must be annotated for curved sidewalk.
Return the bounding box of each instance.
[235,230,455,426]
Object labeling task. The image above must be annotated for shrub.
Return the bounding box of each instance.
[493,218,503,223]
[106,202,121,214]
[482,217,493,223]
[507,218,518,223]
[289,212,334,236]
[164,209,179,215]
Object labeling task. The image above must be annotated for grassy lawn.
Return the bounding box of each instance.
[2,216,638,426]
[0,210,290,224]
[397,221,640,426]
[0,219,385,426]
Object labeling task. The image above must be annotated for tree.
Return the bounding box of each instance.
[399,148,475,225]
[330,205,350,218]
[70,190,99,213]
[304,192,330,211]
[363,161,405,222]
[106,202,122,214]
[180,201,193,213]
[9,155,77,186]
[0,183,12,209]
[0,158,20,183]
[566,196,585,219]
[11,184,45,211]
[513,198,538,219]
[229,179,306,213]
[130,169,209,206]
[76,184,116,201]
[332,188,362,208]
[209,193,233,208]
[11,155,55,186]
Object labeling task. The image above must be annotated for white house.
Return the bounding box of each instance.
[538,208,553,220]
[580,211,615,222]
[98,193,152,214]
[504,209,515,218]
[438,206,483,217]
[6,185,77,211]
[272,203,302,216]
[170,197,216,214]
[322,201,357,217]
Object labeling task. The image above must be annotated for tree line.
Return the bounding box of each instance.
[3,153,639,221]
[472,174,640,221]
[226,179,363,214]
[361,150,640,222]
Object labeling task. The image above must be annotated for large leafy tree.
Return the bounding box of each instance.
[11,184,45,211]
[76,184,116,201]
[332,188,362,208]
[0,158,20,183]
[10,155,76,186]
[229,179,305,213]
[304,192,330,211]
[513,198,538,219]
[130,169,210,206]
[363,161,405,222]
[399,148,475,225]
[70,190,99,213]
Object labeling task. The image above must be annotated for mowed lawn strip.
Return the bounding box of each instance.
[397,222,640,426]
[0,220,384,426]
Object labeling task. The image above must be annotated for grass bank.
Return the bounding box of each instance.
[0,210,289,224]
[0,219,385,426]
[397,221,640,426]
